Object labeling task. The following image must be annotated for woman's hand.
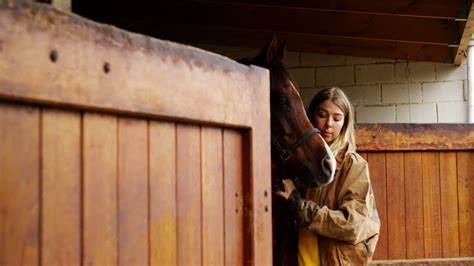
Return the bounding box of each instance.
[275,179,296,200]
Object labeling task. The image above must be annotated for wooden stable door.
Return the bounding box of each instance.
[0,3,272,265]
[0,105,249,265]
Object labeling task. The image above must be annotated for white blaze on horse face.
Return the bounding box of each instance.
[321,139,336,185]
[288,79,336,185]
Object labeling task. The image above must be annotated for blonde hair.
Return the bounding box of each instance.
[307,87,355,157]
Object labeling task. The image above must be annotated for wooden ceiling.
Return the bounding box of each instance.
[73,0,474,65]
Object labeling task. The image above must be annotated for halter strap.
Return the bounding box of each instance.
[271,127,320,162]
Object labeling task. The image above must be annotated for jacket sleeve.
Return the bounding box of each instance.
[296,154,380,245]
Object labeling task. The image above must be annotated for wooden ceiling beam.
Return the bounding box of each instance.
[199,0,470,19]
[87,2,459,45]
[454,3,474,65]
[110,21,453,63]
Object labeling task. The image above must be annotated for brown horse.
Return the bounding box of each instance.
[239,36,336,265]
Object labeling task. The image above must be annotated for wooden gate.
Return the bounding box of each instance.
[0,2,272,265]
[356,124,474,265]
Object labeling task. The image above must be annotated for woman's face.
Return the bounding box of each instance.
[312,100,345,143]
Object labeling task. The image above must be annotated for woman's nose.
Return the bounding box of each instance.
[326,118,333,127]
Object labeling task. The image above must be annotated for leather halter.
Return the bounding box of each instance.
[271,127,321,162]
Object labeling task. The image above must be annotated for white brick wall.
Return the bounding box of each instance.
[382,83,422,104]
[193,43,469,123]
[357,106,396,123]
[316,66,354,86]
[356,64,395,84]
[423,81,464,102]
[438,101,468,122]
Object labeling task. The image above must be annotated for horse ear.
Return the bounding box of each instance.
[273,40,287,63]
[253,34,279,65]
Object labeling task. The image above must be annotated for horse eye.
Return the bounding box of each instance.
[280,95,290,108]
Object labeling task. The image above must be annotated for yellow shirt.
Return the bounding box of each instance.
[298,228,320,266]
[298,187,322,266]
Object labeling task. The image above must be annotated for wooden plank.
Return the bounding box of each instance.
[122,21,453,63]
[439,152,460,257]
[118,118,149,265]
[201,127,225,265]
[149,121,177,265]
[372,257,474,265]
[0,3,267,128]
[356,124,474,151]
[403,152,424,259]
[386,152,406,259]
[367,153,388,260]
[87,2,458,45]
[0,103,39,265]
[454,3,474,65]
[246,73,272,265]
[457,151,474,256]
[176,124,202,265]
[223,129,245,265]
[422,152,442,258]
[41,109,80,265]
[200,0,469,19]
[83,112,118,265]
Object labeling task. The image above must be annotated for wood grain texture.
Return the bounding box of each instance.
[83,113,118,265]
[176,124,202,265]
[201,127,225,265]
[368,153,388,260]
[386,152,406,259]
[356,124,474,151]
[0,3,272,264]
[246,73,272,264]
[0,103,40,265]
[223,129,245,266]
[118,118,149,265]
[76,0,472,64]
[456,151,474,256]
[149,121,177,265]
[41,109,80,265]
[0,3,268,128]
[102,2,458,44]
[404,152,424,259]
[422,152,442,258]
[439,152,460,257]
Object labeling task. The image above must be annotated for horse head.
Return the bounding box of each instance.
[240,36,336,188]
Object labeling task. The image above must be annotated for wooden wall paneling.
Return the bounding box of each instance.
[149,121,177,265]
[176,124,202,265]
[386,152,406,259]
[422,152,442,258]
[223,129,245,265]
[118,118,149,265]
[403,152,424,259]
[456,151,474,256]
[83,113,118,265]
[356,124,474,151]
[367,152,388,260]
[201,127,225,265]
[439,152,460,257]
[0,103,40,265]
[359,152,368,160]
[41,109,80,265]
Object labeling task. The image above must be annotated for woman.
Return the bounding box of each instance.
[276,87,380,265]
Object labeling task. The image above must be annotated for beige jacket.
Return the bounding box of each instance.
[297,145,380,265]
